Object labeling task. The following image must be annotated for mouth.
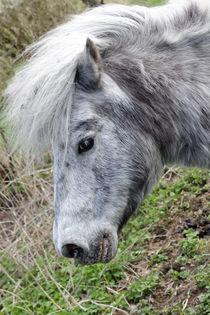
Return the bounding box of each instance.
[75,233,117,265]
[100,235,110,262]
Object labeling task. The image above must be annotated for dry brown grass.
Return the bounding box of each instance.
[0,0,85,91]
[0,154,65,311]
[0,0,86,246]
[0,0,86,252]
[0,2,86,309]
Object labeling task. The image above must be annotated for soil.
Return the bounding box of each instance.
[140,190,209,312]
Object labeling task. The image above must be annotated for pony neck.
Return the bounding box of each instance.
[105,54,210,169]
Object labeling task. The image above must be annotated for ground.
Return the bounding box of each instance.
[1,165,209,314]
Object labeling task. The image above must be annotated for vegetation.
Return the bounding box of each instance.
[1,166,209,314]
[0,0,209,314]
[0,0,85,91]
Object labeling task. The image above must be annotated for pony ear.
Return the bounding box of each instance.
[76,38,102,90]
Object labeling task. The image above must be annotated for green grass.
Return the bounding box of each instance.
[130,0,166,6]
[1,167,209,314]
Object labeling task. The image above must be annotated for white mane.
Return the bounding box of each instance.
[5,0,208,153]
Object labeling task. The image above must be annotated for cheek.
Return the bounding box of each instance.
[93,154,131,205]
[93,162,110,204]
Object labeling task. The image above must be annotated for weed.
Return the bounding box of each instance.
[179,230,203,258]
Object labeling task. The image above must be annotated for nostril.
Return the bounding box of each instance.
[61,243,83,259]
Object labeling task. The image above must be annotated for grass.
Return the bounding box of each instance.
[1,167,209,314]
[130,0,166,5]
[0,0,85,91]
[0,0,210,314]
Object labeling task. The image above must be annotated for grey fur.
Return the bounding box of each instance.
[5,0,210,264]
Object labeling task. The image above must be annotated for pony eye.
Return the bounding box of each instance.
[78,138,94,154]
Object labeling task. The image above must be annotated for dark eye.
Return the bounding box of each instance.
[78,138,94,154]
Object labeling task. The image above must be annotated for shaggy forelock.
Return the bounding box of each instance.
[4,0,210,153]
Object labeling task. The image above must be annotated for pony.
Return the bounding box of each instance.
[5,0,210,264]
